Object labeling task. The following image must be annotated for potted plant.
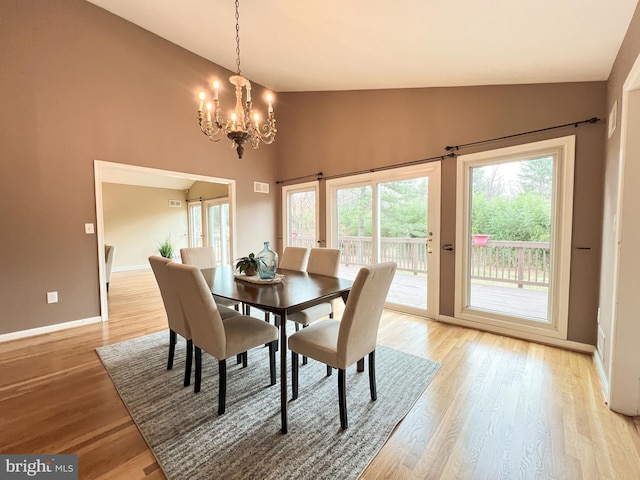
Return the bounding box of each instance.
[157,236,174,259]
[235,253,259,276]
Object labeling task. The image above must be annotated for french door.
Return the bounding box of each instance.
[188,198,232,265]
[282,181,319,249]
[455,136,575,339]
[327,164,440,317]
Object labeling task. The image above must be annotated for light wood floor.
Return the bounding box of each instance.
[1,270,639,479]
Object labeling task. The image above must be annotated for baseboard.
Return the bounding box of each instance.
[437,315,595,353]
[0,316,102,343]
[113,264,151,272]
[593,349,610,404]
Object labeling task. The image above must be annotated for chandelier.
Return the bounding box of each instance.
[197,0,276,159]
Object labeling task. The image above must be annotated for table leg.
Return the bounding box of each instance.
[280,311,288,434]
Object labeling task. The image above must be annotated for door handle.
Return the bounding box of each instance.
[442,244,454,252]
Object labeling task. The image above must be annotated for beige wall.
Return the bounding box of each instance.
[0,0,278,335]
[103,183,188,267]
[276,83,607,345]
[187,181,229,202]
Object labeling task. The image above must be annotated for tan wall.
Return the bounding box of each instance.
[0,0,278,335]
[275,83,607,345]
[599,5,640,376]
[103,184,188,267]
[187,181,229,202]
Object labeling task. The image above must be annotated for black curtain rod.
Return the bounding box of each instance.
[319,153,456,182]
[276,172,323,185]
[186,194,229,203]
[276,154,454,185]
[275,116,601,186]
[445,116,601,152]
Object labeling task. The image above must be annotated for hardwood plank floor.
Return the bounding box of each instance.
[1,269,639,479]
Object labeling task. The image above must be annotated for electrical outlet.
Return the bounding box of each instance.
[85,223,95,234]
[47,291,58,304]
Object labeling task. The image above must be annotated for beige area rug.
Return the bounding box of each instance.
[97,330,440,480]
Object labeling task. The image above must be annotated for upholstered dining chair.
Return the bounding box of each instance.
[288,261,396,429]
[278,246,310,271]
[104,244,116,293]
[287,248,341,367]
[245,246,310,324]
[149,256,194,387]
[167,262,278,414]
[150,256,242,384]
[180,247,242,313]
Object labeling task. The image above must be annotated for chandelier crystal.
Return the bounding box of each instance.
[197,0,276,159]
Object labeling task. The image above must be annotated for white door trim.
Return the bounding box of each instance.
[94,160,236,322]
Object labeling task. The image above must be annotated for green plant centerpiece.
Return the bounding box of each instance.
[235,253,259,276]
[157,237,174,259]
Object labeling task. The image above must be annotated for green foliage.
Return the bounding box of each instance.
[235,253,259,275]
[472,192,551,241]
[157,237,174,258]
[518,157,553,200]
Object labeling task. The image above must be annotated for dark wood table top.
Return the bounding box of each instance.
[200,264,353,434]
[200,265,353,316]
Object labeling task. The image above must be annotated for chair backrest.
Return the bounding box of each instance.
[149,256,191,339]
[337,262,396,367]
[180,246,216,269]
[167,262,226,359]
[104,244,116,282]
[279,246,310,271]
[307,248,340,277]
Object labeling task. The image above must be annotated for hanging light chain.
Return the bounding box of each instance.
[235,0,241,75]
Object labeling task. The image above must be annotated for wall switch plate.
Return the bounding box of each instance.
[47,291,58,304]
[85,223,95,234]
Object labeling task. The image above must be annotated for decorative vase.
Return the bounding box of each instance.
[256,241,278,279]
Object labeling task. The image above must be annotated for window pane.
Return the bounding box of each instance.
[469,157,552,321]
[287,190,316,248]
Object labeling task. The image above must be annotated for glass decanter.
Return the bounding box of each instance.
[256,241,279,279]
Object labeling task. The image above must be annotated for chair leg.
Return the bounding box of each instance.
[269,340,277,386]
[291,351,299,400]
[218,359,227,415]
[236,354,242,364]
[194,347,202,393]
[184,339,193,387]
[265,312,270,323]
[327,365,333,377]
[368,350,377,401]
[242,351,248,368]
[167,330,177,370]
[302,325,308,365]
[234,303,240,312]
[245,305,251,316]
[357,358,365,372]
[338,368,348,429]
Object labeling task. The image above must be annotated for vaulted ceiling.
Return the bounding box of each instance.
[89,0,638,92]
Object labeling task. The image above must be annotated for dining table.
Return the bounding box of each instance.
[200,265,353,434]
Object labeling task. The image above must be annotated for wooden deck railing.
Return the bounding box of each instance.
[471,240,550,288]
[289,235,550,287]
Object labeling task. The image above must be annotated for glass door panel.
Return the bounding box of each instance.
[285,188,317,248]
[206,201,231,265]
[188,203,203,247]
[379,178,429,311]
[336,185,373,281]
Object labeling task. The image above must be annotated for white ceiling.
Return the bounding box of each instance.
[88,0,638,92]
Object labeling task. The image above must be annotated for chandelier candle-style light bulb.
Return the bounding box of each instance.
[195,0,276,159]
